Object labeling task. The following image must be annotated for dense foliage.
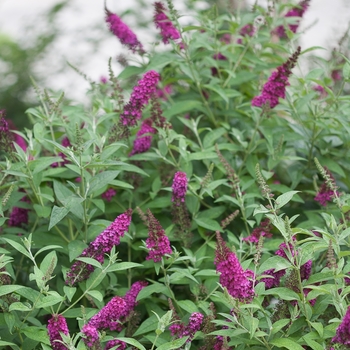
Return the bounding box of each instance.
[1,1,350,349]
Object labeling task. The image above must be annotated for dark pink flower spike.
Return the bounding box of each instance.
[47,314,69,350]
[105,9,144,53]
[129,118,156,156]
[252,47,300,109]
[65,209,132,286]
[154,2,182,45]
[215,232,255,301]
[120,71,160,126]
[172,171,188,204]
[332,306,350,346]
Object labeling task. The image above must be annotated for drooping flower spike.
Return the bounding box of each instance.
[105,6,144,53]
[47,314,69,350]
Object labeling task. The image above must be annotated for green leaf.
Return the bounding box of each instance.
[270,338,304,350]
[343,62,350,80]
[156,337,189,350]
[163,101,203,118]
[4,312,16,333]
[36,295,64,308]
[194,218,223,232]
[137,283,167,301]
[22,327,50,345]
[2,238,31,259]
[271,319,290,334]
[114,337,146,350]
[86,290,103,302]
[189,152,217,160]
[9,302,32,312]
[68,240,87,261]
[33,204,51,218]
[30,157,62,174]
[203,128,226,148]
[0,341,17,347]
[63,286,77,302]
[118,65,144,79]
[258,256,292,274]
[109,179,134,189]
[203,84,229,103]
[262,287,300,301]
[75,257,102,269]
[177,300,198,313]
[106,262,143,272]
[133,315,159,336]
[34,245,63,258]
[87,170,120,195]
[194,269,217,277]
[275,191,300,209]
[40,251,58,277]
[53,181,74,203]
[48,206,70,230]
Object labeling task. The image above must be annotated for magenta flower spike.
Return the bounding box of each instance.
[333,306,350,346]
[183,312,204,341]
[105,9,144,53]
[105,339,127,350]
[172,171,188,204]
[65,209,132,286]
[47,314,69,350]
[154,2,182,45]
[129,118,156,156]
[214,232,254,300]
[275,0,310,38]
[120,71,160,126]
[243,219,272,243]
[81,324,100,348]
[123,281,148,316]
[89,296,127,331]
[314,167,338,206]
[252,47,300,109]
[145,209,172,262]
[102,188,117,202]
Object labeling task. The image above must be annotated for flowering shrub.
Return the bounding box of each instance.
[1,1,350,349]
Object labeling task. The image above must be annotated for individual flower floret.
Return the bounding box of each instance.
[105,8,144,53]
[332,306,350,346]
[65,209,132,286]
[252,47,301,109]
[120,71,160,126]
[145,209,172,262]
[47,314,69,350]
[154,2,182,45]
[214,232,254,300]
[102,188,117,202]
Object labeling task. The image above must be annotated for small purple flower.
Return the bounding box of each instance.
[66,209,132,286]
[332,306,350,346]
[215,232,254,301]
[237,23,256,44]
[120,71,160,126]
[275,0,310,38]
[102,188,117,202]
[172,171,188,204]
[313,85,327,98]
[105,339,127,350]
[145,209,172,262]
[156,85,172,100]
[123,281,148,317]
[154,2,182,45]
[89,296,127,331]
[129,118,156,156]
[47,314,69,350]
[300,260,312,281]
[252,47,300,109]
[81,324,99,348]
[105,9,143,53]
[260,268,285,289]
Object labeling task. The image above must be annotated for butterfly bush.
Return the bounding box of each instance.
[47,315,69,350]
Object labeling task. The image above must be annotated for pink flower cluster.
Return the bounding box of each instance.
[145,210,172,262]
[130,118,156,156]
[154,2,182,45]
[65,209,132,286]
[102,188,117,202]
[169,312,204,341]
[333,306,350,346]
[105,10,143,53]
[105,339,127,350]
[215,232,254,300]
[237,23,256,44]
[172,171,188,204]
[243,219,272,243]
[47,314,69,350]
[82,281,147,347]
[252,47,300,109]
[275,0,310,38]
[120,70,160,126]
[8,194,30,228]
